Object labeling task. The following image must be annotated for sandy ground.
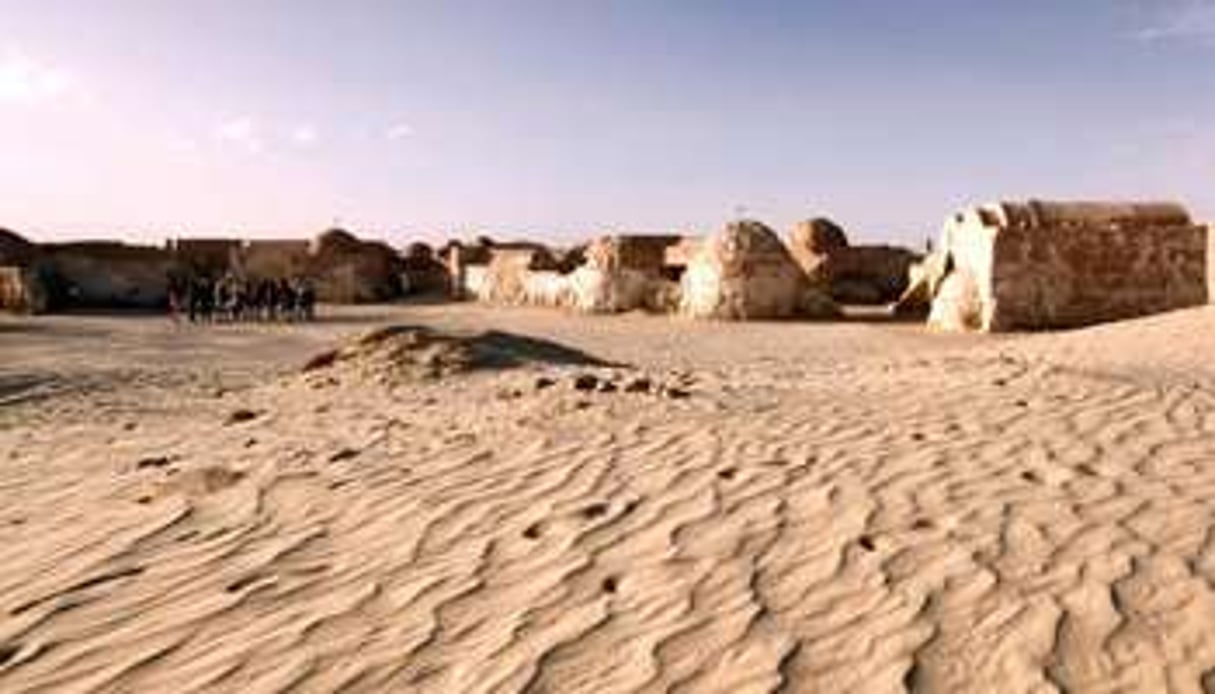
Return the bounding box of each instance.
[2,303,1215,693]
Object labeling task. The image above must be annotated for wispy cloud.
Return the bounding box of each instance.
[168,135,200,154]
[386,122,415,140]
[213,116,263,153]
[1135,0,1215,42]
[0,50,74,105]
[290,124,319,147]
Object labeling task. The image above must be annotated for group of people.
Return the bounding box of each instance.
[170,274,317,323]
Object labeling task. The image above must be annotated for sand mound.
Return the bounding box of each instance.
[302,326,483,383]
[303,325,617,385]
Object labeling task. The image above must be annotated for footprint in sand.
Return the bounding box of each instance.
[580,503,610,520]
[135,455,174,470]
[328,448,360,463]
[225,409,260,425]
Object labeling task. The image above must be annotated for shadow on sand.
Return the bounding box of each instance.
[472,330,626,369]
[309,324,627,376]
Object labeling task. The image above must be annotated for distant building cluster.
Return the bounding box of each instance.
[1,199,1210,332]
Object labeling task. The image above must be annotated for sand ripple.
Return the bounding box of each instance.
[3,312,1215,692]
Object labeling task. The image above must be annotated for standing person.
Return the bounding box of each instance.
[239,278,255,322]
[187,276,201,323]
[299,277,316,322]
[167,274,184,325]
[214,278,229,323]
[200,276,215,322]
[277,277,295,322]
[259,278,276,321]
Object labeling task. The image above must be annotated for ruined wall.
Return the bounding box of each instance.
[462,265,488,299]
[564,235,687,313]
[473,249,545,305]
[451,235,690,313]
[930,200,1208,331]
[0,229,37,267]
[0,266,48,313]
[306,230,405,303]
[39,242,177,309]
[680,221,837,320]
[787,218,920,305]
[1208,222,1214,303]
[237,240,312,279]
[169,239,242,277]
[585,235,683,274]
[401,242,450,295]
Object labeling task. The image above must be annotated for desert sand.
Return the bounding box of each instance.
[3,304,1215,692]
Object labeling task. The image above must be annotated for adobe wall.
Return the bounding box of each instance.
[931,201,1208,331]
[0,266,48,313]
[680,221,837,320]
[1208,222,1214,303]
[786,218,920,305]
[585,235,684,274]
[169,238,242,276]
[39,242,177,309]
[237,240,312,279]
[453,235,691,313]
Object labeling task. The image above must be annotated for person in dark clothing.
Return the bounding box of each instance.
[276,278,295,321]
[168,274,185,324]
[259,278,277,321]
[297,278,316,321]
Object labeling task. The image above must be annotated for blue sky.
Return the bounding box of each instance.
[1,0,1213,245]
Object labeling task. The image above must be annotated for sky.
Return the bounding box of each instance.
[1,0,1213,246]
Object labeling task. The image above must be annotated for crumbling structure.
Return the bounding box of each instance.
[0,229,45,312]
[924,200,1208,331]
[0,227,406,313]
[450,234,691,313]
[680,220,837,320]
[788,218,920,305]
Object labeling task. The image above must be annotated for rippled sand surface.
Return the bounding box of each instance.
[3,304,1215,693]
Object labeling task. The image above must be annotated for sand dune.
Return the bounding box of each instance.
[2,305,1215,692]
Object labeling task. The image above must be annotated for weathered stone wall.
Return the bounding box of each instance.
[473,249,544,305]
[307,230,405,303]
[237,240,313,279]
[0,229,37,266]
[463,265,488,299]
[929,200,1208,331]
[169,238,242,277]
[452,235,691,314]
[0,266,48,313]
[787,218,920,305]
[822,245,920,304]
[788,218,848,278]
[39,242,177,309]
[401,242,450,295]
[680,220,837,320]
[585,235,684,275]
[1208,222,1214,303]
[567,235,686,313]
